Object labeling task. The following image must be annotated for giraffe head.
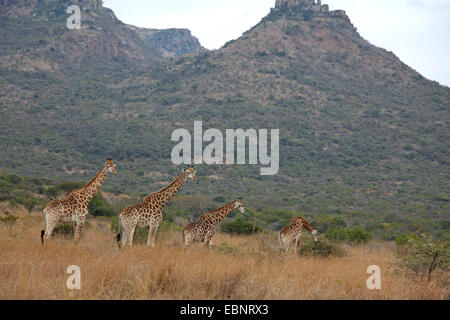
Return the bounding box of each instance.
[105,158,117,174]
[234,197,245,213]
[182,165,197,182]
[312,229,319,242]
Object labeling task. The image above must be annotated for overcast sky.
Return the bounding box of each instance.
[103,0,450,87]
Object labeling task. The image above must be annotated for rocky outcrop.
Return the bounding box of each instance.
[130,27,207,58]
[272,0,354,29]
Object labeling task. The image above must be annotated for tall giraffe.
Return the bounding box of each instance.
[41,158,117,244]
[182,198,245,249]
[116,166,196,248]
[279,216,318,253]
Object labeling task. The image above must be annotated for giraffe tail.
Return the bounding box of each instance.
[41,207,47,246]
[116,216,122,249]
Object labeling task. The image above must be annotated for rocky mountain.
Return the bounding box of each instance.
[0,0,448,229]
[129,26,207,58]
[0,0,206,74]
[0,0,161,73]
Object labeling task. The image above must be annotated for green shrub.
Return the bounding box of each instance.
[5,174,22,185]
[395,233,410,247]
[111,215,119,234]
[325,226,371,244]
[255,51,268,57]
[395,234,449,281]
[88,193,115,217]
[220,218,260,235]
[53,223,74,239]
[213,196,226,203]
[347,227,372,244]
[298,239,346,258]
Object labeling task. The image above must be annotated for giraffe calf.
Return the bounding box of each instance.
[183,198,245,249]
[279,217,318,253]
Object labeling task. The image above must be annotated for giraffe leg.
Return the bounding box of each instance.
[44,220,58,240]
[280,235,292,253]
[295,234,303,254]
[120,230,127,248]
[120,219,133,248]
[127,226,135,248]
[74,221,84,242]
[279,234,285,252]
[205,229,215,247]
[184,237,192,251]
[74,207,88,242]
[147,225,153,247]
[182,230,191,250]
[148,220,161,247]
[284,238,291,253]
[42,208,58,242]
[73,221,78,240]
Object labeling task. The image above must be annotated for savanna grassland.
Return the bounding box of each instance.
[0,211,447,300]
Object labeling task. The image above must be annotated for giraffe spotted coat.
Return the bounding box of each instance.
[279,216,318,253]
[183,198,245,248]
[41,159,117,244]
[117,166,196,248]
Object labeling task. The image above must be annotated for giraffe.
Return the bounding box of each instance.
[182,198,245,249]
[41,158,117,244]
[116,166,196,248]
[279,216,318,253]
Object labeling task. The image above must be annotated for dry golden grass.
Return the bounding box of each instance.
[0,213,448,300]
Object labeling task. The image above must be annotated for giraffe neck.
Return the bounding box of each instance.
[208,200,237,223]
[299,218,314,232]
[74,166,108,204]
[145,172,188,207]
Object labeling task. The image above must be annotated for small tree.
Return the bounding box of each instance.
[395,234,449,282]
[22,197,41,213]
[0,215,19,236]
[325,226,371,245]
[299,239,346,258]
[220,218,261,235]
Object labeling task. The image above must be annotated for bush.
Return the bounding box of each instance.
[298,239,346,258]
[0,215,19,236]
[5,174,22,185]
[220,218,260,235]
[53,223,74,239]
[325,226,371,244]
[255,51,268,57]
[213,196,226,203]
[347,227,372,244]
[395,234,449,281]
[395,233,410,247]
[88,193,115,217]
